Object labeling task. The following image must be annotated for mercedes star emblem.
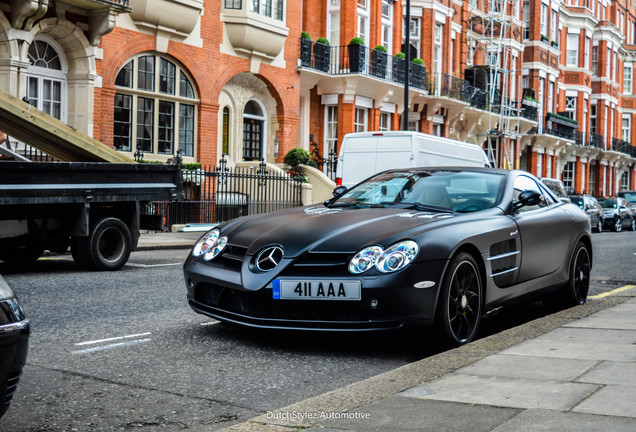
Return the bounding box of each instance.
[256,246,284,271]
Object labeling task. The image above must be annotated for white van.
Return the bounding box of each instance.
[335,131,491,188]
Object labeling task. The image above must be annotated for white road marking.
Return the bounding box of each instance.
[126,262,182,268]
[75,332,152,346]
[73,338,152,355]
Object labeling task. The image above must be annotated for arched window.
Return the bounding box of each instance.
[26,39,66,121]
[114,54,198,158]
[243,100,266,161]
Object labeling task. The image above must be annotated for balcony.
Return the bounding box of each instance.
[612,138,636,158]
[131,0,204,44]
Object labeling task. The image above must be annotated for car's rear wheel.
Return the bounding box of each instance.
[614,218,622,232]
[434,252,482,346]
[563,241,591,306]
[630,218,636,231]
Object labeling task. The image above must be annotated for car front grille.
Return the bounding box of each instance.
[283,252,352,277]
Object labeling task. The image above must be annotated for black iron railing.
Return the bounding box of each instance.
[299,40,537,121]
[612,138,636,157]
[590,133,604,149]
[150,157,303,226]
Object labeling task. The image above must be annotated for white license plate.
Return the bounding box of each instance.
[272,280,361,301]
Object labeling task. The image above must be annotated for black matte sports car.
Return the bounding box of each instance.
[184,168,592,346]
[0,275,29,419]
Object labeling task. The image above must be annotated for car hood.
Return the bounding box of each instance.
[220,205,459,257]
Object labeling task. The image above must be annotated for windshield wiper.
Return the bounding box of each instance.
[327,202,386,208]
[404,202,454,213]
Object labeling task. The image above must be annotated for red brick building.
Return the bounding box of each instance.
[0,0,634,195]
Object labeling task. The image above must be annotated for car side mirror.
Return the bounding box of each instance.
[332,185,348,197]
[513,190,542,211]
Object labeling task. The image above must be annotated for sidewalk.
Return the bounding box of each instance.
[219,289,636,432]
[136,230,204,251]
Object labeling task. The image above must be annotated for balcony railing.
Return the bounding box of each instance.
[590,133,604,149]
[612,138,636,157]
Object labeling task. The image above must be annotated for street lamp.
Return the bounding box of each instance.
[403,0,411,131]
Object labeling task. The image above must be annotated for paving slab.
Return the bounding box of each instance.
[573,385,636,418]
[577,361,636,386]
[398,374,599,410]
[564,299,636,330]
[490,409,636,432]
[501,328,636,362]
[456,353,598,381]
[311,396,521,432]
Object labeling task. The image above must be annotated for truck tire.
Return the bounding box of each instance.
[71,236,92,269]
[84,217,132,271]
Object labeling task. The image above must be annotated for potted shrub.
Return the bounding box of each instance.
[348,37,366,73]
[300,32,312,67]
[410,58,427,90]
[371,45,388,79]
[314,37,331,72]
[284,147,313,182]
[392,52,406,83]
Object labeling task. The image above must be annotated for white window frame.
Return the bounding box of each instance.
[381,0,392,52]
[523,0,530,40]
[327,1,341,48]
[324,104,338,162]
[622,114,631,142]
[379,112,391,131]
[26,37,68,123]
[551,9,558,42]
[566,33,579,66]
[584,37,590,69]
[625,63,633,95]
[541,4,548,37]
[357,0,370,45]
[354,107,368,132]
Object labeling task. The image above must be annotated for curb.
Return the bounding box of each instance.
[218,295,631,432]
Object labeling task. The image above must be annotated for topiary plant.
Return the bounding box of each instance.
[301,31,311,40]
[316,37,330,45]
[394,52,406,59]
[349,37,365,45]
[411,57,425,65]
[284,147,312,168]
[373,45,387,52]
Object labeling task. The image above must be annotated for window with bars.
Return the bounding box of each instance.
[114,54,198,158]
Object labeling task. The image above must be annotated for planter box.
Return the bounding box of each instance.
[392,57,405,83]
[371,50,388,79]
[348,44,366,73]
[410,63,427,90]
[300,38,312,67]
[314,42,331,73]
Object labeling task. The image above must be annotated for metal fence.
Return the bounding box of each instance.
[151,158,303,227]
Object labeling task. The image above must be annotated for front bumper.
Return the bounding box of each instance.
[184,258,447,331]
[0,298,29,418]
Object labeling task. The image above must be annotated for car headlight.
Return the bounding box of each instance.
[376,241,419,273]
[349,241,419,274]
[0,276,15,300]
[349,246,383,274]
[192,229,220,257]
[203,235,228,261]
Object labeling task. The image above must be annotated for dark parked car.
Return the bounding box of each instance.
[617,190,636,210]
[184,168,592,346]
[569,195,604,232]
[0,275,29,419]
[541,178,571,202]
[598,197,636,232]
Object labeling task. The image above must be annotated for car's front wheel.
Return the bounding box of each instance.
[630,218,636,231]
[595,219,602,233]
[614,218,622,232]
[434,252,483,347]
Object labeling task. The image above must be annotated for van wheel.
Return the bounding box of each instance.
[84,218,132,271]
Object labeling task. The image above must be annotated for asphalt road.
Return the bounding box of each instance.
[1,231,634,431]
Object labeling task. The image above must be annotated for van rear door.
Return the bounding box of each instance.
[375,134,413,171]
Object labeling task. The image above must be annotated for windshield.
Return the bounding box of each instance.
[598,199,617,209]
[329,170,505,213]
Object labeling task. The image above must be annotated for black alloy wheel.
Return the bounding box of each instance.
[614,218,622,232]
[435,252,483,346]
[631,218,636,231]
[596,219,602,233]
[567,242,591,306]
